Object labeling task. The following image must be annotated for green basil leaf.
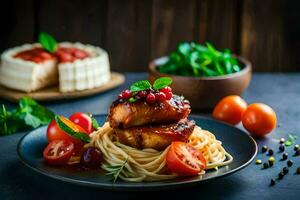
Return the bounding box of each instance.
[88,113,99,129]
[130,80,151,92]
[38,32,57,53]
[55,115,90,143]
[153,77,173,90]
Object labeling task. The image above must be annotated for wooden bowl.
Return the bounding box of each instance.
[148,56,252,110]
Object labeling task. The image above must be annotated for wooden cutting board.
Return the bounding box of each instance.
[0,72,125,102]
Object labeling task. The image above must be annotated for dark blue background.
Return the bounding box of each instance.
[1,73,300,199]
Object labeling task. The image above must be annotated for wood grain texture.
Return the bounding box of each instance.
[151,0,196,59]
[195,0,241,51]
[240,0,297,72]
[0,0,299,72]
[37,0,106,46]
[104,0,152,72]
[0,0,35,51]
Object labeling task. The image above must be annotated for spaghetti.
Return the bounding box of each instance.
[87,122,233,182]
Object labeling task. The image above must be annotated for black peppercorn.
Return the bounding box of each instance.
[278,172,284,179]
[282,167,289,175]
[287,160,293,167]
[282,152,288,160]
[279,138,285,144]
[268,157,275,167]
[268,149,274,156]
[270,179,275,186]
[295,149,300,156]
[279,144,285,152]
[262,146,268,153]
[263,162,269,169]
[297,167,300,174]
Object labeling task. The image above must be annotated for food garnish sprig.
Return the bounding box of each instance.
[118,77,173,104]
[103,158,128,184]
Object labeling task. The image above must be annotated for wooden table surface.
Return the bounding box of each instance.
[0,73,300,200]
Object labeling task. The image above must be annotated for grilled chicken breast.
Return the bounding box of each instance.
[114,119,195,150]
[108,95,191,129]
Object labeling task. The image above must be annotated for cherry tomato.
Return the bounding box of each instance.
[46,119,87,154]
[69,112,93,133]
[43,140,75,165]
[213,95,247,125]
[242,103,277,137]
[166,142,206,176]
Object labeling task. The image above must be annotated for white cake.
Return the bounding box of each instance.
[0,43,110,92]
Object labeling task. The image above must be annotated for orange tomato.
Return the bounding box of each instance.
[242,103,277,137]
[212,95,247,125]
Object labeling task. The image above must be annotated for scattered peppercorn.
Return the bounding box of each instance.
[278,172,284,179]
[279,138,285,144]
[297,167,300,174]
[279,144,285,152]
[263,162,269,169]
[294,144,299,151]
[268,149,274,156]
[295,149,300,156]
[270,179,276,186]
[262,146,268,153]
[287,160,293,167]
[256,159,262,165]
[268,157,275,166]
[282,167,289,175]
[282,152,288,160]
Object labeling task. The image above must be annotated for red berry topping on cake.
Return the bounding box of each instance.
[146,93,156,104]
[155,92,166,102]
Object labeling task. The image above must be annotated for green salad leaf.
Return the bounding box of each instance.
[158,42,241,77]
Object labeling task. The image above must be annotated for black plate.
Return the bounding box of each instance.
[17,114,257,191]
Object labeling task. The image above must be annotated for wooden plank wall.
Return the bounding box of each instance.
[1,0,299,72]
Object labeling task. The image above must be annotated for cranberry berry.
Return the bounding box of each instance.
[165,92,173,100]
[160,86,172,94]
[120,89,132,99]
[155,92,166,102]
[146,93,156,104]
[137,90,148,98]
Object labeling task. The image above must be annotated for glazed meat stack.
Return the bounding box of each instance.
[108,95,195,150]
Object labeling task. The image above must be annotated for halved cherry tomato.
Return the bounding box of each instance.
[166,142,206,176]
[213,95,247,125]
[242,103,277,137]
[69,112,93,133]
[47,119,88,154]
[43,140,74,165]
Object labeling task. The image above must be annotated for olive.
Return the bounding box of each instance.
[297,167,300,174]
[80,147,102,168]
[294,144,300,151]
